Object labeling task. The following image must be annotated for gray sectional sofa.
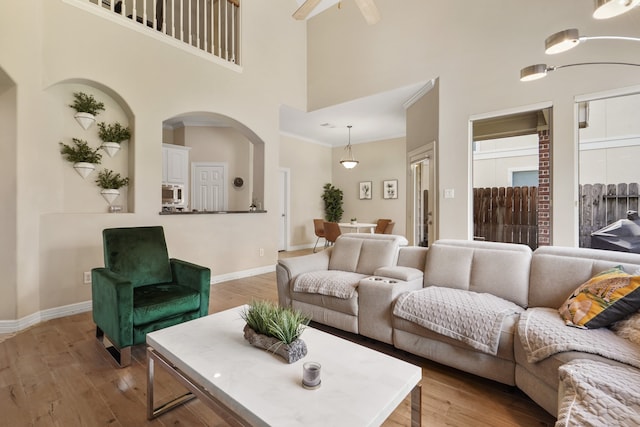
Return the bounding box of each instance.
[276,235,640,420]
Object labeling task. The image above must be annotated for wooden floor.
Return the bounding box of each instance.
[0,250,556,426]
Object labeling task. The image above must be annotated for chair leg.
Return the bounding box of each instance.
[313,236,320,253]
[96,326,132,368]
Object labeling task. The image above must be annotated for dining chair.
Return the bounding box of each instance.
[384,222,395,234]
[375,219,392,234]
[313,219,326,252]
[323,222,342,246]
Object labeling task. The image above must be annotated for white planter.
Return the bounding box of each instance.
[74,112,96,130]
[73,162,96,179]
[101,141,121,157]
[100,188,120,205]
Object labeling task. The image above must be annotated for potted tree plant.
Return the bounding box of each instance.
[69,92,105,130]
[321,183,344,223]
[95,168,130,205]
[97,121,131,157]
[241,300,310,363]
[59,138,103,178]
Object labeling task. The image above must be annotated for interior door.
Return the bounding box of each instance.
[278,168,290,251]
[192,163,226,211]
[409,143,437,246]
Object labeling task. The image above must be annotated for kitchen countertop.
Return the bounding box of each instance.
[159,210,267,215]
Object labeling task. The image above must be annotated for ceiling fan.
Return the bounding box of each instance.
[293,0,381,25]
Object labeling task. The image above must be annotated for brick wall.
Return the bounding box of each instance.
[537,130,551,246]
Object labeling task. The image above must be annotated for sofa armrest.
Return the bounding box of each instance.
[358,277,424,344]
[170,258,211,317]
[374,266,424,282]
[276,251,331,308]
[91,268,134,348]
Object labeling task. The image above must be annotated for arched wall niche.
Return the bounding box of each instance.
[46,78,134,213]
[162,111,265,212]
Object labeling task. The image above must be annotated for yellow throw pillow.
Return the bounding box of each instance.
[558,266,640,329]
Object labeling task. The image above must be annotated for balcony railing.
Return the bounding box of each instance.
[82,0,240,64]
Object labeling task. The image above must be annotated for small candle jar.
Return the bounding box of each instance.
[302,361,321,389]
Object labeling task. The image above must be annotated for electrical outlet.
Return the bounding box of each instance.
[83,271,92,284]
[259,248,264,257]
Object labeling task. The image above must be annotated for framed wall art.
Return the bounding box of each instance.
[383,179,398,199]
[359,181,372,200]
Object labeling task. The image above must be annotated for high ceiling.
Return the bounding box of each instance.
[280,81,431,147]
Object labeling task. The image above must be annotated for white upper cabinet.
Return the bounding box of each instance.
[162,144,191,185]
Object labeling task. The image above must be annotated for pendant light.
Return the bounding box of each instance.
[593,0,640,19]
[340,125,359,169]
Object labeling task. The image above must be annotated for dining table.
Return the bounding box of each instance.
[338,222,377,233]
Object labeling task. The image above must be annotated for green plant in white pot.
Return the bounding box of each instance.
[69,92,105,130]
[95,169,129,205]
[59,138,103,179]
[97,121,131,157]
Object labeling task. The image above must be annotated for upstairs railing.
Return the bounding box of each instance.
[84,0,240,64]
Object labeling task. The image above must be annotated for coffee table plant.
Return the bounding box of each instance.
[241,300,310,363]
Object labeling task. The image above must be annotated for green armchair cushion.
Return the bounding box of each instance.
[133,283,201,325]
[102,226,173,288]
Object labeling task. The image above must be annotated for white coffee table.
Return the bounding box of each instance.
[146,305,422,426]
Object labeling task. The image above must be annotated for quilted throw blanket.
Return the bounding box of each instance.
[393,287,523,355]
[293,271,366,299]
[556,359,640,427]
[518,307,640,369]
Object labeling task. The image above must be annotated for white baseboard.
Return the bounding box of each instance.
[0,265,278,334]
[0,300,93,334]
[211,264,276,284]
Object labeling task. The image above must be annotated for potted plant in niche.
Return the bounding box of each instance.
[241,300,310,363]
[95,168,130,205]
[59,138,103,178]
[321,183,343,223]
[97,121,131,157]
[69,92,105,130]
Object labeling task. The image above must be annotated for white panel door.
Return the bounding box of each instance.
[192,163,226,211]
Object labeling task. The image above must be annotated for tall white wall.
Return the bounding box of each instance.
[0,0,307,321]
[306,0,640,246]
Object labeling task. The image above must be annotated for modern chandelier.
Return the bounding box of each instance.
[593,0,640,19]
[340,125,359,169]
[520,12,640,82]
[544,28,640,54]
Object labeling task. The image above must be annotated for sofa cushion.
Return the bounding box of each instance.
[328,238,363,272]
[133,283,200,326]
[423,240,531,307]
[293,270,367,299]
[518,307,640,369]
[558,266,640,329]
[393,287,523,355]
[328,234,407,274]
[557,360,640,426]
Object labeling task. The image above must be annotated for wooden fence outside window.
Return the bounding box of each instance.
[473,186,538,250]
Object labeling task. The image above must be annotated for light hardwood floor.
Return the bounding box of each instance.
[0,250,556,426]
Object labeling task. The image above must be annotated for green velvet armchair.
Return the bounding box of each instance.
[92,226,211,367]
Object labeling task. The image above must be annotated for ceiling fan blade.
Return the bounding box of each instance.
[354,0,381,24]
[292,0,323,20]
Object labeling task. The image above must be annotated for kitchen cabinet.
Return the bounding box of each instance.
[162,144,191,185]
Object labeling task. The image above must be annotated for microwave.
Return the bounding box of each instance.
[162,184,185,206]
